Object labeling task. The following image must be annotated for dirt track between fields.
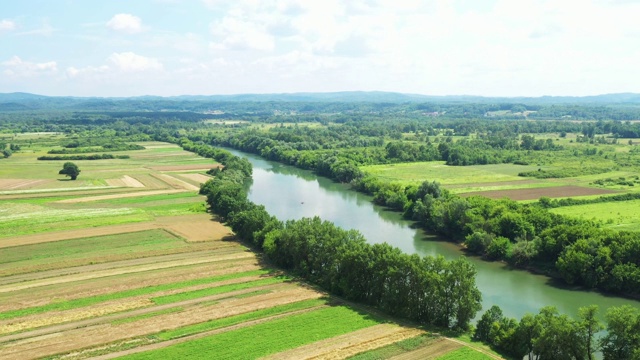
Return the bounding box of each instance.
[55,189,187,203]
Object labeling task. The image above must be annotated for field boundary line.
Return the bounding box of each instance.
[0,252,254,293]
[0,247,240,286]
[87,305,328,360]
[55,189,188,204]
[0,283,294,345]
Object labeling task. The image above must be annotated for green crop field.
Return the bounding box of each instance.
[551,199,640,231]
[123,306,382,360]
[435,346,494,360]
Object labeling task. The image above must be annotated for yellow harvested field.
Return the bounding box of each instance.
[106,175,145,188]
[179,173,212,184]
[262,324,425,360]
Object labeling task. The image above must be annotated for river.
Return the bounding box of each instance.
[227,148,639,320]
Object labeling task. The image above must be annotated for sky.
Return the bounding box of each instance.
[1,0,639,97]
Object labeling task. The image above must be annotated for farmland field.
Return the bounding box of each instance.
[550,199,640,231]
[0,136,493,359]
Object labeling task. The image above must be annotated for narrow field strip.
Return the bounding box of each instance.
[158,174,201,191]
[0,222,159,247]
[0,259,261,312]
[0,274,277,335]
[0,270,271,321]
[118,305,382,360]
[150,276,288,305]
[0,250,253,293]
[91,192,200,205]
[261,324,425,360]
[0,247,240,286]
[431,346,495,360]
[55,189,188,204]
[1,286,322,360]
[0,283,294,345]
[389,338,464,360]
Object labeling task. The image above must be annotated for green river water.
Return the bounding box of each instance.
[228,148,639,320]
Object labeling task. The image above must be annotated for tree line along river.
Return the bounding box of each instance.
[225,148,639,320]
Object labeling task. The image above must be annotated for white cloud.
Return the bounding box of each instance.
[0,19,16,32]
[106,14,144,34]
[210,16,275,51]
[66,65,109,79]
[2,56,58,77]
[107,52,163,72]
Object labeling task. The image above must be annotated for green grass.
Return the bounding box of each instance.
[94,192,200,205]
[550,199,640,231]
[0,229,185,275]
[110,307,185,325]
[360,161,540,185]
[150,277,289,305]
[123,305,382,360]
[0,270,270,320]
[347,334,438,360]
[435,346,494,360]
[0,211,154,238]
[156,298,327,341]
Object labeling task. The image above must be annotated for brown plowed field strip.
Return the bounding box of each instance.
[1,287,324,360]
[262,324,425,360]
[388,338,462,360]
[459,185,616,200]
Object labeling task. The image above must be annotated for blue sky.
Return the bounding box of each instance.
[1,0,639,97]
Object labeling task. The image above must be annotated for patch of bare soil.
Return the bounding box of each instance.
[263,324,425,360]
[388,338,463,360]
[459,185,616,201]
[0,286,323,360]
[147,164,220,171]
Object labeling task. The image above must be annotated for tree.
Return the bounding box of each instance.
[600,305,640,360]
[578,305,602,360]
[58,162,80,180]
